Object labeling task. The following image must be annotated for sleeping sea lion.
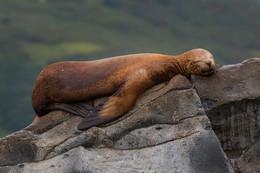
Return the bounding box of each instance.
[31,48,216,130]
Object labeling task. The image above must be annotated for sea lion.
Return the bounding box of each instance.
[31,48,216,130]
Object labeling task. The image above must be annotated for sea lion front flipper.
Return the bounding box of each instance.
[78,69,154,130]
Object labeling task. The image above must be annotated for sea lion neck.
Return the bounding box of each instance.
[166,55,190,78]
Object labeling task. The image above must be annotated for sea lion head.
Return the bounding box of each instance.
[184,48,216,76]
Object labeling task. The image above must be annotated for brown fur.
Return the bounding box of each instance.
[31,48,215,130]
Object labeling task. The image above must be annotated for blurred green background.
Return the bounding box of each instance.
[0,0,259,137]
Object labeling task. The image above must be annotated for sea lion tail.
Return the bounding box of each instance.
[51,102,94,117]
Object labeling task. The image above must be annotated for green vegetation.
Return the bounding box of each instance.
[0,0,259,137]
[23,42,102,67]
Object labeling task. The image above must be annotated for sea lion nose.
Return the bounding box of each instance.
[207,61,211,67]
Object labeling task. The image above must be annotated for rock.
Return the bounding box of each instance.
[0,130,37,167]
[1,131,233,173]
[191,58,260,110]
[0,74,234,172]
[235,140,260,173]
[2,57,259,173]
[191,58,260,173]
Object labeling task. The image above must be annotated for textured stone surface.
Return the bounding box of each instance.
[191,58,260,173]
[191,58,260,110]
[206,99,260,155]
[0,130,36,167]
[113,116,210,150]
[1,58,259,172]
[1,131,233,173]
[235,140,260,173]
[0,74,234,172]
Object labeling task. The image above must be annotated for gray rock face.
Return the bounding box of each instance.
[1,58,259,173]
[0,75,234,173]
[191,58,260,110]
[191,58,260,173]
[2,131,232,173]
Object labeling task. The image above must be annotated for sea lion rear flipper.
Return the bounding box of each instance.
[77,112,119,130]
[77,98,115,130]
[51,102,94,117]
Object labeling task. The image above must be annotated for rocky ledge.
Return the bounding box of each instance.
[0,58,259,173]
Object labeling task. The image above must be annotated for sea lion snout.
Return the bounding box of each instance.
[200,60,215,75]
[199,59,215,74]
